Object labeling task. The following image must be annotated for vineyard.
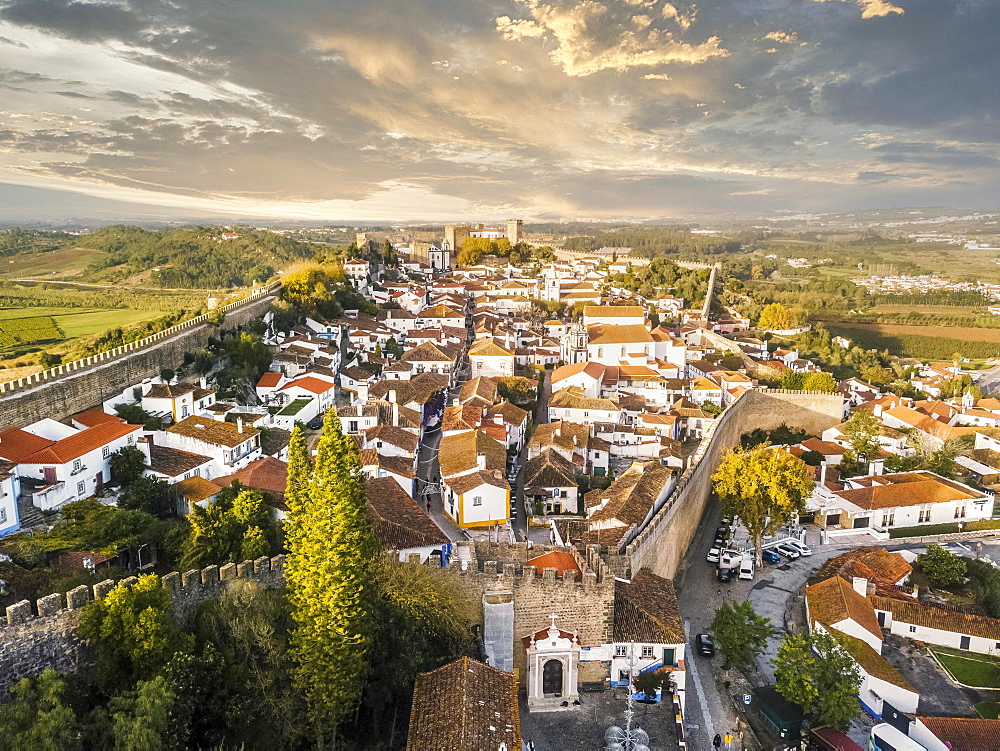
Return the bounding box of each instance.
[0,316,63,349]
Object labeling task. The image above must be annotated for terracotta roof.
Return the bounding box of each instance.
[872,595,1000,641]
[213,457,288,498]
[520,626,579,649]
[173,475,222,504]
[438,429,507,479]
[371,453,416,479]
[0,428,56,462]
[814,547,912,587]
[549,387,620,413]
[801,438,845,456]
[167,416,259,448]
[917,717,1000,751]
[21,422,141,465]
[72,409,123,428]
[485,401,528,427]
[148,444,211,477]
[614,568,685,644]
[810,727,864,751]
[445,470,509,495]
[280,376,335,395]
[365,476,448,550]
[406,657,521,751]
[586,461,672,528]
[523,449,577,490]
[365,424,419,454]
[145,382,197,399]
[805,576,883,642]
[257,372,283,388]
[584,305,645,318]
[551,361,606,385]
[587,324,654,346]
[835,471,981,510]
[468,337,514,357]
[526,550,582,577]
[829,628,915,692]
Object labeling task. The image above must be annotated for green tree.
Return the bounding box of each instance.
[114,403,162,431]
[109,675,176,751]
[801,371,838,393]
[385,337,401,360]
[842,409,883,467]
[774,630,861,730]
[712,445,813,567]
[118,475,173,516]
[159,368,175,383]
[181,485,280,569]
[780,370,805,390]
[632,668,674,699]
[109,444,147,487]
[710,600,772,670]
[917,543,968,587]
[246,264,274,284]
[285,410,378,743]
[0,670,82,751]
[78,575,192,692]
[920,435,974,480]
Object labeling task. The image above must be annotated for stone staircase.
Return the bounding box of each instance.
[16,495,48,530]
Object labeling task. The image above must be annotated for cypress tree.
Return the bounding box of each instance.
[285,410,377,744]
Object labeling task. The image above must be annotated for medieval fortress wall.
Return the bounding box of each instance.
[0,284,280,431]
[626,389,845,580]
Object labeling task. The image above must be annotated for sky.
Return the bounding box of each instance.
[0,0,997,222]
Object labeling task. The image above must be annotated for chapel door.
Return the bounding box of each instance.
[542,659,563,697]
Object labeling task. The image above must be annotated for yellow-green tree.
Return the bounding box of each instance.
[801,371,838,393]
[757,303,806,331]
[285,411,378,744]
[712,445,813,566]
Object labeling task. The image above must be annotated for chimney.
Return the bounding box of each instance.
[452,397,459,407]
[392,402,399,426]
[200,376,208,389]
[852,577,869,598]
[237,417,244,434]
[819,463,828,486]
[389,389,397,404]
[477,454,486,471]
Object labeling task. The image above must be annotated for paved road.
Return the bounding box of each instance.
[975,364,1000,395]
[416,424,463,542]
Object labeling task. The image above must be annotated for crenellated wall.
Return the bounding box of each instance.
[0,554,285,695]
[626,389,845,580]
[0,284,280,430]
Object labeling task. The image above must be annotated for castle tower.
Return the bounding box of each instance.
[506,219,523,245]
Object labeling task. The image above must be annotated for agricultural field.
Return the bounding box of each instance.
[831,321,1000,344]
[0,246,108,280]
[0,307,169,343]
[827,322,1000,362]
[0,315,62,348]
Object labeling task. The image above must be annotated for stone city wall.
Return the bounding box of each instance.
[0,285,279,430]
[0,555,285,695]
[626,389,845,580]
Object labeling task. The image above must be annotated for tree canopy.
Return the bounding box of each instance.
[774,630,861,730]
[710,600,772,670]
[758,303,807,330]
[712,445,813,566]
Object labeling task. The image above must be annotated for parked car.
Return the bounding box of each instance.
[739,559,755,580]
[706,547,721,564]
[306,416,324,430]
[717,567,733,583]
[761,549,782,565]
[695,633,715,657]
[775,544,801,560]
[789,540,813,556]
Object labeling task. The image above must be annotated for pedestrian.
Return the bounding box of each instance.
[426,500,432,512]
[713,733,722,749]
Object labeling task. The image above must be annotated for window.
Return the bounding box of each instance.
[102,446,110,459]
[618,670,630,682]
[193,468,200,476]
[473,496,482,507]
[919,506,931,523]
[615,645,627,658]
[955,505,967,519]
[881,511,894,527]
[909,625,917,634]
[641,646,654,659]
[73,459,81,472]
[184,472,191,480]
[77,481,85,495]
[0,508,6,524]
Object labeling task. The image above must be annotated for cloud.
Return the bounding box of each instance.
[809,0,904,20]
[495,0,728,77]
[762,30,798,43]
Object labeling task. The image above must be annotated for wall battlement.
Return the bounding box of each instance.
[0,554,285,695]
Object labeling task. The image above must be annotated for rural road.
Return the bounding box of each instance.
[7,278,232,294]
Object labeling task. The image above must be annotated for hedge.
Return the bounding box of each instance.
[888,519,1000,539]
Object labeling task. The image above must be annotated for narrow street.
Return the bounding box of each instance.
[416,423,463,542]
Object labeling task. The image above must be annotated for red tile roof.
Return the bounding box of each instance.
[72,409,123,428]
[257,372,282,388]
[213,457,288,497]
[280,376,335,395]
[0,428,57,462]
[918,717,1000,751]
[527,550,582,577]
[21,422,141,465]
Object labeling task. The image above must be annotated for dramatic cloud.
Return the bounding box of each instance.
[0,0,995,221]
[495,0,726,76]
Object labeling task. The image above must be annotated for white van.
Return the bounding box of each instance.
[738,559,755,580]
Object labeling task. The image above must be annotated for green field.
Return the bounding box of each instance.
[0,307,168,352]
[931,647,1000,689]
[976,701,1000,719]
[826,322,1000,361]
[0,316,63,348]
